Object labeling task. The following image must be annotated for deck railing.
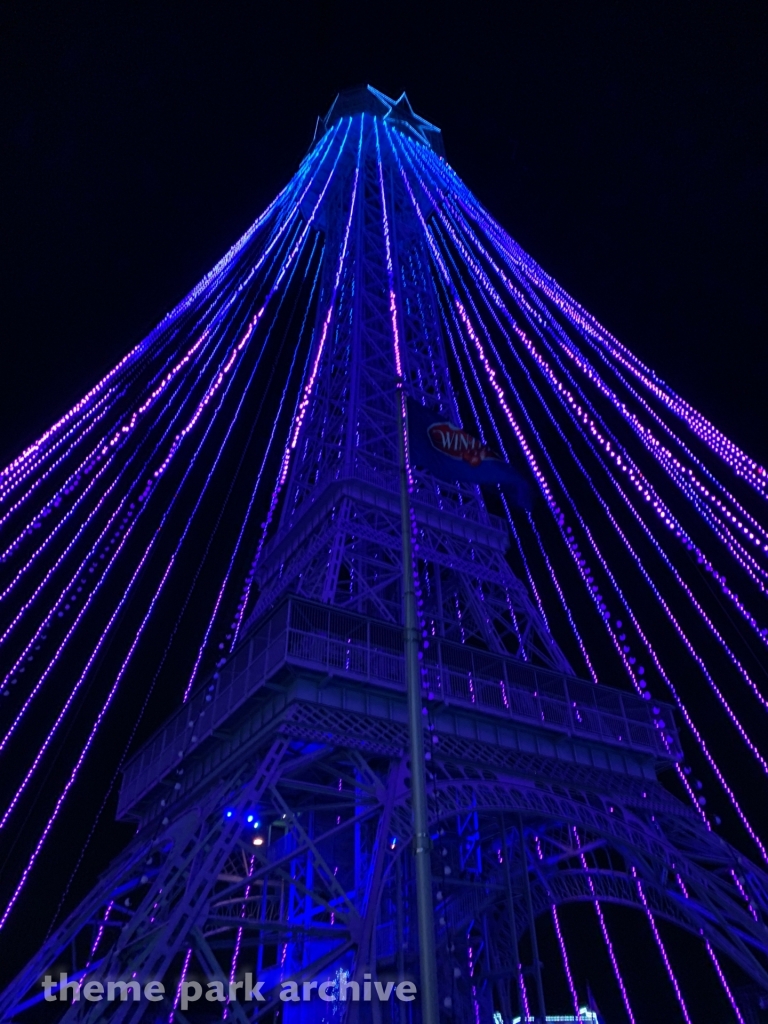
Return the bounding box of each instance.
[119,597,679,815]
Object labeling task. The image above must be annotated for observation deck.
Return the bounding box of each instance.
[118,596,680,822]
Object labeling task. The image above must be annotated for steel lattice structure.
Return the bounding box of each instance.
[1,85,768,1023]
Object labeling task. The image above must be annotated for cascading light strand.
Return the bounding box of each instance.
[445,204,768,644]
[430,179,768,587]
[228,280,320,648]
[427,274,532,656]
[170,948,193,1024]
[438,210,768,714]
[241,117,361,591]
[0,124,339,501]
[0,219,314,828]
[154,117,352,487]
[631,867,692,1024]
[572,827,636,1023]
[0,282,288,915]
[427,209,598,675]
[423,146,768,497]
[0,123,337,546]
[674,873,746,1024]
[0,145,335,717]
[287,118,361,458]
[416,181,768,832]
[400,136,768,861]
[224,855,254,1020]
[534,835,583,1021]
[0,548,179,928]
[0,227,299,716]
[184,236,324,697]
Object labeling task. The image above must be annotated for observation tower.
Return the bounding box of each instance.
[1,86,768,1023]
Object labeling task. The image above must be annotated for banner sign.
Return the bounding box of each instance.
[407,400,532,510]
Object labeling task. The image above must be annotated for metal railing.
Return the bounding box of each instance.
[119,597,679,815]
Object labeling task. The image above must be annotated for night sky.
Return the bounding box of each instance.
[1,1,767,1018]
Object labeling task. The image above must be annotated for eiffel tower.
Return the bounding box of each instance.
[2,86,768,1024]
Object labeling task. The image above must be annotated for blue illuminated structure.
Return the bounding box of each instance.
[1,85,768,1022]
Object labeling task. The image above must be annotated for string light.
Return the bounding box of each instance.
[534,836,583,1021]
[185,237,324,695]
[0,225,319,897]
[572,828,635,1023]
[675,873,746,1023]
[631,866,692,1024]
[170,948,192,1024]
[395,130,768,862]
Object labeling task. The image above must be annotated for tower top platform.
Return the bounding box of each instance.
[313,84,446,156]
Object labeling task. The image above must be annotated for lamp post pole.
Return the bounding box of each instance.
[397,385,440,1024]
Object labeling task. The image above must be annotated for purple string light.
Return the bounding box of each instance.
[0,125,337,559]
[434,193,768,645]
[413,138,768,600]
[534,835,583,1020]
[224,855,254,1020]
[85,900,113,968]
[424,148,768,497]
[0,310,238,704]
[233,117,362,625]
[2,112,765,1013]
[0,551,178,927]
[426,195,725,859]
[675,872,746,1023]
[0,136,335,753]
[170,948,193,1024]
[424,202,597,674]
[430,282,532,655]
[287,118,360,457]
[631,866,692,1024]
[0,123,337,505]
[405,161,753,974]
[0,222,317,899]
[394,139,768,861]
[572,828,635,1023]
[0,229,301,743]
[730,869,759,922]
[465,282,768,729]
[417,136,768,630]
[185,238,324,696]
